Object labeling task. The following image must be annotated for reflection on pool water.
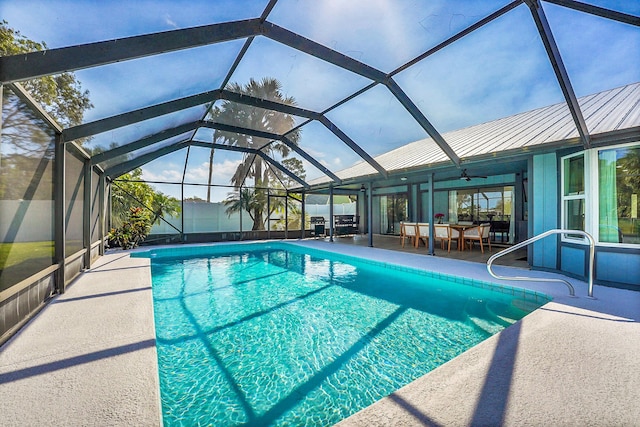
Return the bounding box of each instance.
[137,243,550,426]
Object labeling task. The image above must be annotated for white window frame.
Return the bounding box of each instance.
[561,141,640,248]
[594,141,640,248]
[561,152,589,244]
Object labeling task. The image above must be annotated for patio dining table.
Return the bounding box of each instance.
[449,223,475,251]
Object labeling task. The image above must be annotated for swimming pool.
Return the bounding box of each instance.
[134,242,550,426]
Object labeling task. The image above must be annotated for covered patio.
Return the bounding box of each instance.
[313,233,530,269]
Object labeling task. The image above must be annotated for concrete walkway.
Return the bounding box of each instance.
[0,240,638,426]
[0,253,160,426]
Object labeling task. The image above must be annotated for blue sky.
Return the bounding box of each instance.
[2,0,639,200]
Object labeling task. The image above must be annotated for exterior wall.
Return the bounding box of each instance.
[532,153,559,269]
[531,152,639,290]
[560,245,586,277]
[596,250,640,288]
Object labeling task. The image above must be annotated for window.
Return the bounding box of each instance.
[562,154,586,239]
[598,145,640,245]
[561,142,640,247]
[446,186,514,243]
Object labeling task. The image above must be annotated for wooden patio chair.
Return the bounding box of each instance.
[400,222,418,248]
[416,223,430,248]
[464,223,492,253]
[434,224,460,252]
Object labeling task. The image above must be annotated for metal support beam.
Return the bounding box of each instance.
[190,140,260,154]
[367,182,373,248]
[525,0,591,148]
[200,120,281,140]
[301,190,306,239]
[7,83,62,133]
[202,121,342,183]
[280,136,342,184]
[98,171,105,255]
[428,173,435,256]
[220,89,321,120]
[192,140,309,188]
[239,187,243,240]
[391,1,522,76]
[105,141,189,179]
[255,151,310,189]
[91,122,199,165]
[329,184,334,242]
[83,158,92,268]
[267,189,271,239]
[318,116,388,178]
[65,90,221,141]
[1,19,262,83]
[221,38,255,92]
[54,134,66,293]
[544,0,640,27]
[386,78,461,166]
[262,22,386,82]
[285,190,289,239]
[180,146,189,241]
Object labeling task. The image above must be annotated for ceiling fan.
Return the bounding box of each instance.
[460,169,487,181]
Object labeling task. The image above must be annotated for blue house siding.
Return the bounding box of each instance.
[596,250,640,288]
[560,246,586,277]
[532,153,558,269]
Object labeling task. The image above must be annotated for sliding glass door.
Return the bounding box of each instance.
[448,186,515,242]
[379,194,408,235]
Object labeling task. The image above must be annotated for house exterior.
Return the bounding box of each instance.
[306,83,640,290]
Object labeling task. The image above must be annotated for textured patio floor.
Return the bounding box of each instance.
[0,239,638,426]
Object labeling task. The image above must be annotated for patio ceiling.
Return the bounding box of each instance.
[1,0,639,193]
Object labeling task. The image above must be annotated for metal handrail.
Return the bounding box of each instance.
[486,229,595,298]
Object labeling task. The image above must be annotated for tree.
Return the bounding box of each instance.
[1,21,93,201]
[184,196,206,202]
[211,78,303,230]
[150,192,181,226]
[222,188,263,226]
[110,168,181,232]
[0,20,93,129]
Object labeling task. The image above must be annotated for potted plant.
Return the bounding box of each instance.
[435,213,444,224]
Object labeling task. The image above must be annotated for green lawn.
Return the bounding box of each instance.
[0,241,55,292]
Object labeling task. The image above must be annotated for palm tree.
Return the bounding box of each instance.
[209,77,301,230]
[150,192,181,226]
[222,188,263,226]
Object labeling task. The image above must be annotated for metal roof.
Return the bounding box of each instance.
[308,82,640,186]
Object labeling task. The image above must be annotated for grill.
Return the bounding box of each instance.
[310,216,326,236]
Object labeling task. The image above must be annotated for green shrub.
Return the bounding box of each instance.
[108,207,151,249]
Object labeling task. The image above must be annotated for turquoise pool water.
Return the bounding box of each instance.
[137,243,550,426]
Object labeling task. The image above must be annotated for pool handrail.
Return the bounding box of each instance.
[486,229,595,298]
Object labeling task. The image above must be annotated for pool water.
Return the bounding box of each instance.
[143,243,549,426]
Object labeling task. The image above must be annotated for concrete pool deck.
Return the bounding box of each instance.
[0,239,638,426]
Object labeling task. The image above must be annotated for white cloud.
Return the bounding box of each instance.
[141,168,181,182]
[164,14,178,29]
[184,159,242,185]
